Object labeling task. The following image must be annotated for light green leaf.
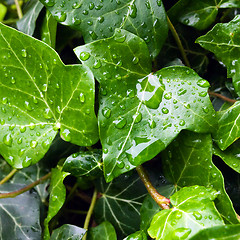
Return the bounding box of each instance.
[87,221,117,240]
[94,172,147,237]
[148,186,224,240]
[50,224,86,240]
[75,28,216,182]
[0,3,7,21]
[189,224,240,240]
[16,0,44,36]
[44,168,70,240]
[0,183,41,239]
[40,0,168,59]
[62,149,102,178]
[123,230,147,240]
[168,0,240,30]
[0,23,98,169]
[161,131,239,224]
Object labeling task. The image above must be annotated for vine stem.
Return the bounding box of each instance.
[0,172,51,198]
[83,188,98,240]
[0,169,18,185]
[136,165,170,209]
[14,0,23,19]
[208,91,236,103]
[167,16,190,68]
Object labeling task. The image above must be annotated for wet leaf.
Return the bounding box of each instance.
[148,186,224,240]
[0,23,98,169]
[123,230,147,240]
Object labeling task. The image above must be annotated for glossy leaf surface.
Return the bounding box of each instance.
[94,172,146,237]
[123,230,147,240]
[148,186,224,240]
[0,23,98,169]
[161,131,238,224]
[40,0,168,58]
[75,29,216,182]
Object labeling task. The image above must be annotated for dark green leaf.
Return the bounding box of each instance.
[16,0,44,36]
[40,0,168,58]
[50,224,86,240]
[123,230,147,240]
[87,221,117,240]
[148,186,224,240]
[75,28,216,182]
[0,183,41,240]
[189,224,240,240]
[161,131,239,224]
[63,149,102,178]
[0,23,98,169]
[94,172,147,237]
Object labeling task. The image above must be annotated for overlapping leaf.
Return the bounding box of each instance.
[40,0,168,58]
[75,28,216,182]
[123,230,147,240]
[161,131,239,224]
[0,23,98,169]
[148,186,224,240]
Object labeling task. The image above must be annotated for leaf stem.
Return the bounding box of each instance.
[0,172,51,198]
[167,16,190,68]
[136,165,170,209]
[14,0,23,19]
[208,91,236,103]
[0,169,18,185]
[83,188,98,240]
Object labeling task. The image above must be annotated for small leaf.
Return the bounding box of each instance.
[87,221,117,240]
[0,3,7,22]
[123,230,147,240]
[50,224,86,240]
[148,186,224,240]
[0,23,98,169]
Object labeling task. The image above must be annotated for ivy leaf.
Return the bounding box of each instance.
[0,3,7,21]
[44,168,70,240]
[87,221,117,240]
[75,28,216,182]
[50,224,86,240]
[189,224,240,240]
[40,0,168,59]
[94,172,147,237]
[168,0,240,30]
[16,0,44,36]
[0,183,42,239]
[0,23,98,169]
[123,230,147,240]
[148,186,224,240]
[62,149,102,178]
[161,131,239,224]
[213,142,240,174]
[196,15,240,95]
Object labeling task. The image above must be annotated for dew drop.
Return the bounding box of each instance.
[145,1,150,9]
[115,74,122,80]
[43,0,55,7]
[173,228,191,239]
[89,2,95,9]
[193,212,202,220]
[72,17,81,25]
[17,137,23,144]
[11,77,16,84]
[133,112,142,123]
[3,133,13,146]
[132,56,139,64]
[89,31,98,40]
[22,156,32,168]
[199,91,207,97]
[97,16,104,23]
[24,101,33,111]
[43,108,52,119]
[103,148,108,154]
[21,49,27,58]
[114,34,126,43]
[0,119,5,125]
[129,3,137,18]
[102,107,111,118]
[197,79,210,88]
[93,60,101,69]
[175,212,182,219]
[82,10,88,15]
[79,93,85,103]
[113,117,127,129]
[42,139,51,149]
[177,88,187,96]
[61,129,71,142]
[202,106,209,113]
[29,123,36,130]
[148,119,156,129]
[30,140,38,149]
[162,107,169,114]
[20,126,26,133]
[55,11,67,22]
[79,52,90,61]
[157,0,162,6]
[117,160,125,169]
[164,92,172,100]
[18,149,25,157]
[72,2,81,9]
[2,97,8,104]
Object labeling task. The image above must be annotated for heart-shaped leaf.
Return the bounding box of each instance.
[0,23,98,169]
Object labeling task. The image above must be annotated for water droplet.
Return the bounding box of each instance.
[179,119,185,126]
[41,84,47,92]
[72,2,81,9]
[173,228,191,239]
[103,148,108,154]
[115,74,122,80]
[114,34,126,43]
[117,160,125,169]
[24,101,33,111]
[87,20,93,26]
[2,97,8,104]
[3,133,13,146]
[178,88,187,96]
[162,107,169,114]
[89,31,98,40]
[22,156,32,168]
[61,129,71,142]
[175,212,182,219]
[93,60,101,69]
[72,17,81,25]
[148,119,156,129]
[133,112,142,123]
[164,92,172,100]
[113,117,127,129]
[211,172,217,178]
[79,52,90,61]
[184,103,190,109]
[89,2,95,9]
[43,108,52,119]
[21,49,27,58]
[129,3,137,18]
[20,126,26,133]
[157,0,162,6]
[193,212,202,220]
[132,56,139,64]
[0,119,5,125]
[145,1,150,9]
[202,106,209,113]
[197,79,210,88]
[102,107,111,118]
[44,0,55,7]
[55,11,67,22]
[95,4,103,10]
[199,91,207,97]
[11,77,16,84]
[17,137,22,144]
[97,16,104,23]
[29,123,36,130]
[18,149,25,157]
[30,140,38,148]
[79,93,85,103]
[127,89,135,98]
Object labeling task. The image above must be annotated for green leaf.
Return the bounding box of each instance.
[40,0,168,58]
[161,131,239,224]
[50,224,86,240]
[63,149,102,178]
[94,172,147,237]
[16,0,44,36]
[123,230,147,240]
[0,3,7,21]
[44,168,69,240]
[189,224,240,240]
[196,15,240,95]
[75,28,216,182]
[168,0,240,30]
[0,183,42,239]
[87,221,117,240]
[213,141,240,174]
[0,23,98,169]
[148,186,224,240]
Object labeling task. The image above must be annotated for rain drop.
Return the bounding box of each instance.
[197,79,210,88]
[93,60,101,69]
[61,129,71,142]
[55,12,67,22]
[102,107,111,118]
[162,107,169,114]
[129,3,137,18]
[193,212,202,220]
[79,93,85,103]
[133,112,142,123]
[177,88,187,96]
[179,119,185,126]
[3,133,13,146]
[72,2,81,9]
[164,92,172,100]
[22,156,32,168]
[113,117,127,129]
[79,52,90,61]
[21,49,27,58]
[20,126,26,133]
[43,0,55,7]
[148,119,156,129]
[30,140,38,148]
[43,108,52,119]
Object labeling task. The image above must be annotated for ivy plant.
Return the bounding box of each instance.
[0,0,240,239]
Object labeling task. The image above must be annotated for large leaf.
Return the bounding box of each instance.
[196,15,240,95]
[168,0,240,30]
[94,172,147,237]
[75,29,216,182]
[0,23,98,169]
[123,230,147,240]
[148,186,224,240]
[161,131,239,224]
[0,183,42,240]
[40,0,168,58]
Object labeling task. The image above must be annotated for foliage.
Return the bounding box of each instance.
[0,0,240,239]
